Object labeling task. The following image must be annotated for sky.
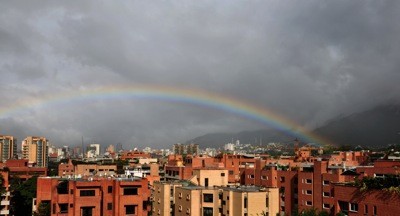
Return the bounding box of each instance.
[1,1,400,149]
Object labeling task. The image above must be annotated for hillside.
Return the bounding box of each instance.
[313,104,400,148]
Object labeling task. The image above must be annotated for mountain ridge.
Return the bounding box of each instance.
[186,104,400,149]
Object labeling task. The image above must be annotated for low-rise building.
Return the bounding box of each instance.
[35,176,151,216]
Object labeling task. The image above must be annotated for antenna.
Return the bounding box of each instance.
[81,136,84,158]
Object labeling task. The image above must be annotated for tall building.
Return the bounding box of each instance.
[0,135,16,162]
[172,143,199,155]
[21,136,48,167]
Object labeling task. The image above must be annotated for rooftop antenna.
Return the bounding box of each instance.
[81,136,85,158]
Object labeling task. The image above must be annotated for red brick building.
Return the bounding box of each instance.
[241,154,400,216]
[334,184,400,216]
[119,151,150,161]
[1,159,47,180]
[35,177,151,216]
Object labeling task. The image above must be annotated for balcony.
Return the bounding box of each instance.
[1,192,10,197]
[0,200,10,205]
[0,210,9,215]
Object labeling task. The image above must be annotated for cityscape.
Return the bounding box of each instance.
[1,1,400,216]
[0,136,399,215]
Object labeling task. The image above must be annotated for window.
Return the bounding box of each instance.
[178,192,183,198]
[70,189,73,194]
[178,205,182,212]
[364,205,368,214]
[306,201,312,206]
[306,179,312,184]
[323,203,330,209]
[249,174,255,179]
[59,203,68,213]
[125,205,136,215]
[244,197,248,208]
[261,175,266,180]
[70,204,73,208]
[350,203,358,212]
[124,187,138,195]
[338,201,349,213]
[57,181,69,194]
[186,194,190,200]
[323,180,330,185]
[80,190,95,196]
[203,207,213,216]
[221,173,225,176]
[306,190,312,195]
[205,178,209,187]
[108,186,113,193]
[81,207,93,216]
[229,170,234,175]
[204,193,213,202]
[107,203,112,210]
[373,206,377,215]
[280,177,285,182]
[323,192,330,197]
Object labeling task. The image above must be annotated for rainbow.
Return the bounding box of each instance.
[0,84,331,145]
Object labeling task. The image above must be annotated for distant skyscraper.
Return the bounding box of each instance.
[172,143,199,155]
[106,144,115,154]
[22,136,48,167]
[0,134,17,162]
[89,143,101,156]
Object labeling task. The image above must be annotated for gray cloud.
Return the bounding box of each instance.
[1,1,399,149]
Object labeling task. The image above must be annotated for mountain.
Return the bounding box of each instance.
[186,129,294,148]
[313,104,400,148]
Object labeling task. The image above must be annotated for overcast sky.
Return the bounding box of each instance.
[1,1,399,149]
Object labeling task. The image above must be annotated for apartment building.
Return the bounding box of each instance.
[0,171,10,216]
[2,159,47,181]
[214,154,256,184]
[21,136,48,167]
[172,143,199,155]
[58,161,117,177]
[334,183,400,216]
[0,135,16,163]
[242,154,400,216]
[174,186,279,216]
[152,181,191,216]
[35,176,151,216]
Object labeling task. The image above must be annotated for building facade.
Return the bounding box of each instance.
[21,136,48,167]
[35,176,151,216]
[0,135,16,163]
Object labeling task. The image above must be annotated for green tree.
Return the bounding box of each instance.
[299,208,330,216]
[34,201,51,216]
[10,176,38,216]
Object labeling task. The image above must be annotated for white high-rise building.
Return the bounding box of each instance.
[89,143,100,156]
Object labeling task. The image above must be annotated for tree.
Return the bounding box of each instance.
[10,176,38,216]
[297,208,330,216]
[34,201,51,216]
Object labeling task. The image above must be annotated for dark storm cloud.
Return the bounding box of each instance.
[1,1,399,148]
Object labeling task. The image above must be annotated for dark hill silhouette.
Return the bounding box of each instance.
[313,104,400,148]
